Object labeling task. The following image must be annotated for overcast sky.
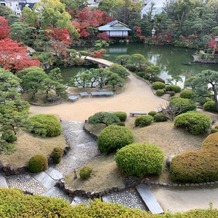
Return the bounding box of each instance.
[152,0,166,7]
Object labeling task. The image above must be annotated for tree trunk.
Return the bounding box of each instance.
[212,84,218,111]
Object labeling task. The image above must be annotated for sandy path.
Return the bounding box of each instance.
[30,74,166,121]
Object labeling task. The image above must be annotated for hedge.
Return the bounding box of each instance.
[115,143,164,178]
[50,147,64,164]
[202,132,218,149]
[156,89,165,96]
[135,115,154,127]
[170,149,218,183]
[153,113,168,122]
[26,114,61,137]
[169,97,196,115]
[98,125,134,154]
[174,112,211,135]
[203,100,218,112]
[151,82,165,90]
[0,189,218,217]
[88,112,120,126]
[180,89,193,99]
[165,84,181,93]
[28,154,48,173]
[113,111,127,122]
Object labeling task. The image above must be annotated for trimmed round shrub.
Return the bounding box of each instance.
[170,149,218,183]
[169,97,196,115]
[148,111,157,116]
[113,112,127,122]
[154,113,168,122]
[202,132,218,149]
[149,76,165,83]
[135,115,153,127]
[28,154,48,173]
[97,125,134,154]
[203,100,217,112]
[1,130,17,143]
[180,89,193,99]
[156,89,165,96]
[26,114,61,137]
[151,82,165,90]
[79,166,92,180]
[88,112,120,126]
[166,84,181,93]
[50,147,64,164]
[115,143,164,178]
[174,112,211,135]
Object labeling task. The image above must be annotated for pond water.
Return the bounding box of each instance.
[61,43,218,86]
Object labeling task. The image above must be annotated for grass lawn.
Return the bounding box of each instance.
[0,130,67,168]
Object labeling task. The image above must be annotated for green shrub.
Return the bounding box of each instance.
[50,147,64,164]
[169,97,196,115]
[203,100,218,112]
[97,125,134,154]
[109,64,129,78]
[28,154,48,173]
[180,89,193,99]
[113,112,127,122]
[151,82,165,90]
[174,112,211,135]
[149,76,165,83]
[1,130,17,143]
[202,132,218,149]
[156,89,165,96]
[115,143,164,177]
[26,114,61,137]
[170,149,218,183]
[88,112,120,126]
[79,166,92,180]
[0,140,15,154]
[166,84,181,93]
[154,113,168,122]
[135,115,153,127]
[148,111,157,116]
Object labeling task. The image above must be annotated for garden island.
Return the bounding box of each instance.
[1,0,218,217]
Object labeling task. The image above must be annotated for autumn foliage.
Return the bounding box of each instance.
[0,16,10,40]
[90,49,105,58]
[72,7,112,38]
[0,38,40,72]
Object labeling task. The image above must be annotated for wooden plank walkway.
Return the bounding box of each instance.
[136,184,164,214]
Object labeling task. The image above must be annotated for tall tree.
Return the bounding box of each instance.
[0,68,29,133]
[0,16,10,39]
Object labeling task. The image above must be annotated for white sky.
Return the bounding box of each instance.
[151,0,166,7]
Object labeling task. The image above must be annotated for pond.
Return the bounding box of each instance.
[61,43,218,86]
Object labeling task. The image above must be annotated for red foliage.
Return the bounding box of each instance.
[134,26,146,41]
[45,27,72,45]
[0,38,40,72]
[90,49,105,58]
[0,16,10,40]
[73,7,112,38]
[97,32,109,41]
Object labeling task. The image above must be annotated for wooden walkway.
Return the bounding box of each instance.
[81,56,114,67]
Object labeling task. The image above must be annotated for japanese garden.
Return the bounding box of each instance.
[1,0,218,217]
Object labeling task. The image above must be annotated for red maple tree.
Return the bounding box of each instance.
[72,7,112,38]
[0,38,40,72]
[0,16,10,40]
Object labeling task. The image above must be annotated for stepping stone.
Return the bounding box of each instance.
[71,196,88,206]
[0,174,8,188]
[102,195,112,202]
[33,172,56,190]
[46,168,63,180]
[136,184,164,214]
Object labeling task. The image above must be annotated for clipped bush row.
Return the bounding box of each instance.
[203,100,218,112]
[26,114,61,137]
[115,143,164,178]
[97,125,134,154]
[174,111,211,135]
[180,89,193,99]
[1,189,218,217]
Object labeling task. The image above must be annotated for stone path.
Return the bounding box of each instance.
[0,121,99,202]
